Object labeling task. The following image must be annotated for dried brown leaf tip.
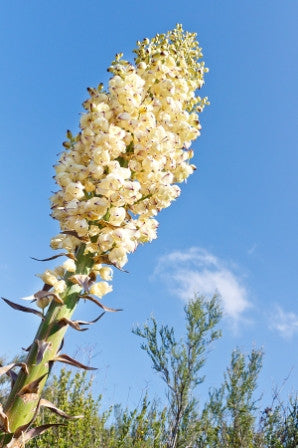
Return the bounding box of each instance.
[40,399,83,419]
[35,340,52,365]
[21,344,32,352]
[82,295,122,312]
[0,363,28,377]
[6,423,65,447]
[1,298,43,319]
[17,373,48,399]
[57,317,88,332]
[0,404,10,433]
[42,283,52,292]
[52,354,97,370]
[20,289,64,309]
[34,290,64,305]
[57,312,105,332]
[94,255,128,272]
[7,369,18,387]
[0,362,28,390]
[31,253,68,262]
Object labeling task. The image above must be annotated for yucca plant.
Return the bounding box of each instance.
[0,24,208,447]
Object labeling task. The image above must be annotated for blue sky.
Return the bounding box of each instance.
[0,0,297,410]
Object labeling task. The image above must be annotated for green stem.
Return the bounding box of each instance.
[1,245,93,444]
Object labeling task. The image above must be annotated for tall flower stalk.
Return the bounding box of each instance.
[0,25,208,447]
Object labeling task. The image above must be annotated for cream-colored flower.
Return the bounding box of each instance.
[89,281,113,298]
[108,207,126,226]
[108,246,128,268]
[37,270,58,287]
[64,182,85,200]
[99,267,113,281]
[53,280,67,294]
[63,258,76,272]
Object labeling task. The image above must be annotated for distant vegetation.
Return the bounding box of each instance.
[2,296,295,447]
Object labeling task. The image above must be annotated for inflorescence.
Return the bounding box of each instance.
[41,24,209,304]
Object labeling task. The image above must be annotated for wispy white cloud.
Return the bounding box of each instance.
[247,243,257,255]
[154,247,251,320]
[269,306,298,339]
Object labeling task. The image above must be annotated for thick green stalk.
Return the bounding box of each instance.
[1,245,93,442]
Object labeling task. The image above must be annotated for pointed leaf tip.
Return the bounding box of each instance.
[57,317,88,332]
[0,362,28,377]
[34,290,64,305]
[0,403,11,433]
[17,373,48,398]
[40,399,84,420]
[31,253,68,262]
[57,313,105,331]
[35,340,51,365]
[52,354,97,370]
[82,295,123,312]
[7,423,66,446]
[1,297,44,319]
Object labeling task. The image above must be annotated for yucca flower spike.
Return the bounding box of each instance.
[0,24,208,447]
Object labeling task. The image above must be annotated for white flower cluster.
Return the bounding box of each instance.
[43,25,208,301]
